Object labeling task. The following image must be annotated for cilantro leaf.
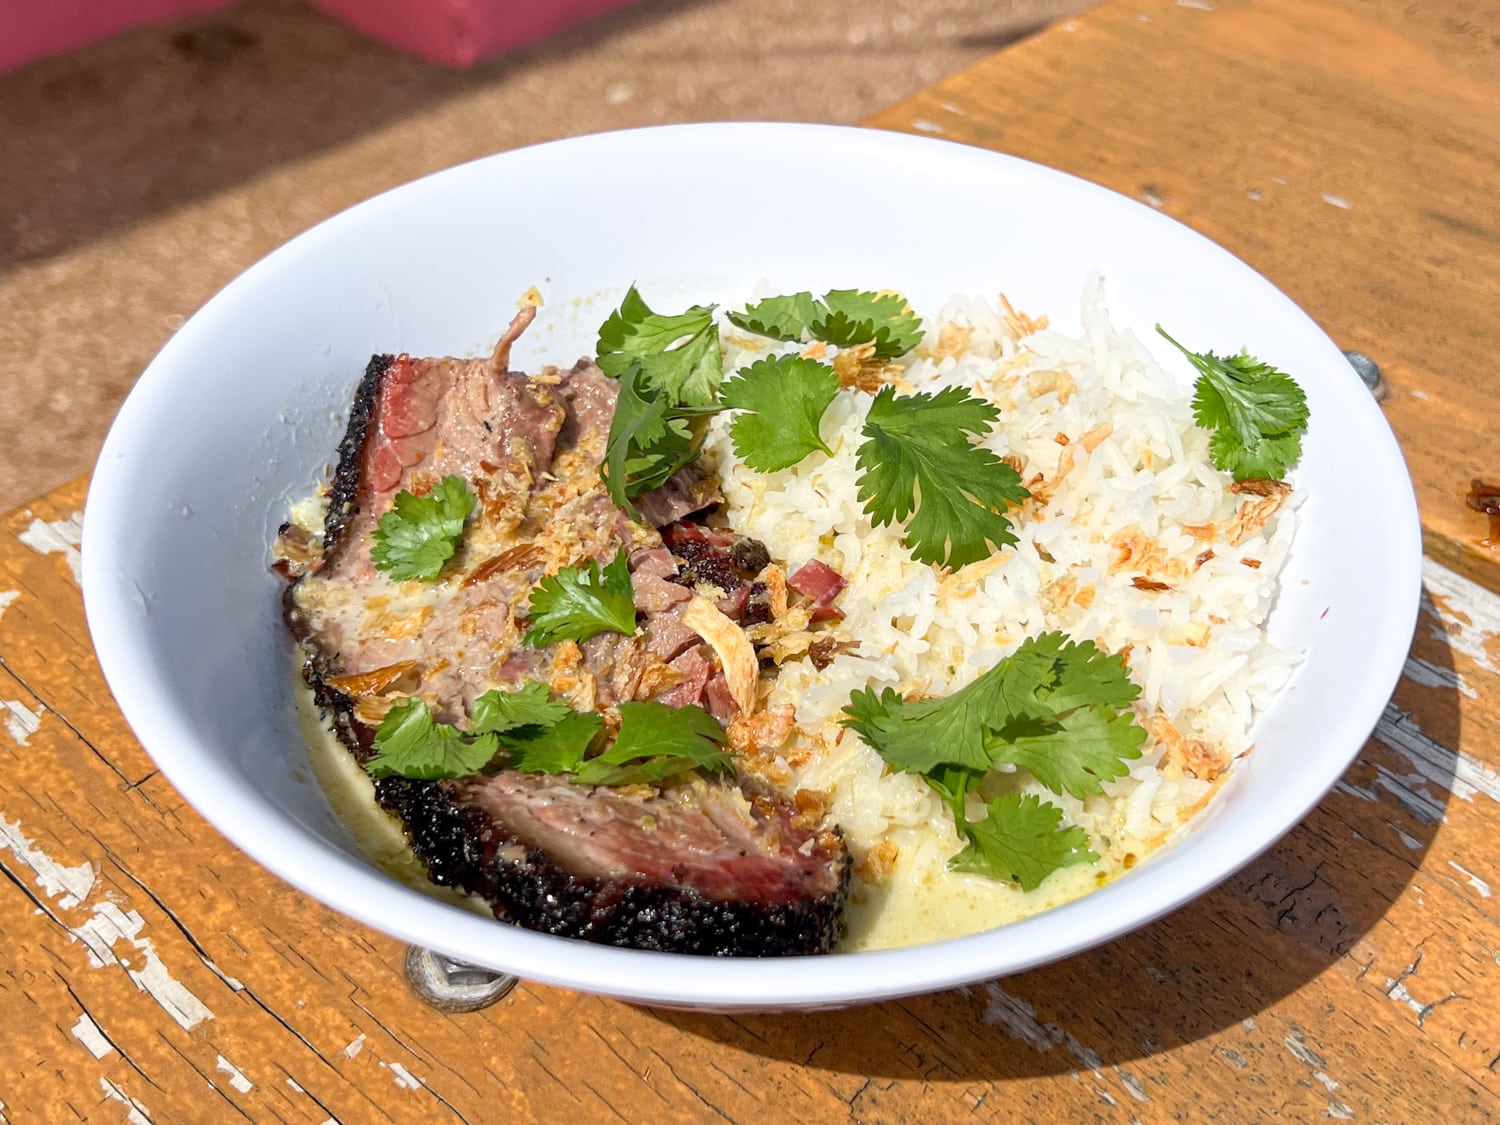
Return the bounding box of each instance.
[728,292,819,342]
[1156,326,1309,481]
[727,289,924,359]
[601,365,716,517]
[720,355,838,472]
[364,698,499,780]
[503,710,605,774]
[811,290,924,359]
[844,678,1006,775]
[1208,426,1305,483]
[573,701,730,786]
[1032,634,1141,715]
[986,705,1146,799]
[856,385,1029,570]
[369,475,476,581]
[471,683,572,736]
[842,629,1144,794]
[807,309,872,350]
[523,550,637,647]
[597,286,723,405]
[951,793,1097,891]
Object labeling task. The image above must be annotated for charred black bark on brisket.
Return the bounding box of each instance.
[376,777,849,956]
[323,354,390,556]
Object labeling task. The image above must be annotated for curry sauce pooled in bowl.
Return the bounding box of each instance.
[274,279,1309,955]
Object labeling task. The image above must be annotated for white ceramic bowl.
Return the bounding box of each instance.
[83,123,1420,1009]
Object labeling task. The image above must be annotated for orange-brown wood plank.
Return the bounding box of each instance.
[1,473,1497,1121]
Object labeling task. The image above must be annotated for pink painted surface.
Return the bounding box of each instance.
[307,0,641,67]
[0,0,233,73]
[1,0,639,74]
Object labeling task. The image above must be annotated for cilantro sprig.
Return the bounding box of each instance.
[597,286,723,405]
[471,681,571,735]
[856,386,1029,570]
[600,366,718,516]
[502,712,607,774]
[363,684,723,788]
[720,354,838,472]
[953,793,1098,891]
[1156,326,1309,481]
[573,701,730,786]
[814,290,924,359]
[365,697,499,780]
[727,291,820,342]
[841,631,1144,890]
[370,475,476,581]
[729,289,924,359]
[596,287,1028,575]
[523,550,637,647]
[472,684,605,774]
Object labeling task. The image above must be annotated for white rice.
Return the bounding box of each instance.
[703,276,1301,950]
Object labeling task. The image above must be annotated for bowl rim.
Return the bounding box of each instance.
[81,121,1423,1008]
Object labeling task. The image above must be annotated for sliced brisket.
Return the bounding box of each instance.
[377,772,846,956]
[282,312,850,956]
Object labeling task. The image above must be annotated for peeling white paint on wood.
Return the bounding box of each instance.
[72,1013,113,1059]
[1385,979,1425,1017]
[1117,1071,1150,1102]
[1283,1029,1326,1069]
[17,512,84,585]
[385,1061,422,1091]
[200,957,244,991]
[1376,703,1500,806]
[342,1033,366,1059]
[981,984,1067,1051]
[1284,1032,1357,1117]
[0,591,18,621]
[0,815,96,905]
[1447,860,1492,898]
[1402,657,1476,699]
[1218,1048,1249,1068]
[1391,825,1423,850]
[216,1055,253,1094]
[980,983,1148,1102]
[1422,558,1500,675]
[2,699,44,747]
[69,901,214,1030]
[98,1077,153,1124]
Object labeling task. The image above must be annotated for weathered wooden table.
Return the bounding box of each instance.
[3,0,1498,1120]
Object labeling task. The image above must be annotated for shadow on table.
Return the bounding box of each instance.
[659,595,1457,1079]
[0,0,1056,271]
[0,0,699,268]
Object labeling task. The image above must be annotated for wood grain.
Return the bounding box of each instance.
[4,1,1500,1121]
[2,487,1498,1124]
[869,0,1500,594]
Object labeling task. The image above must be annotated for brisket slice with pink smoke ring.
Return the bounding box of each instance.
[282,314,850,956]
[378,771,847,955]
